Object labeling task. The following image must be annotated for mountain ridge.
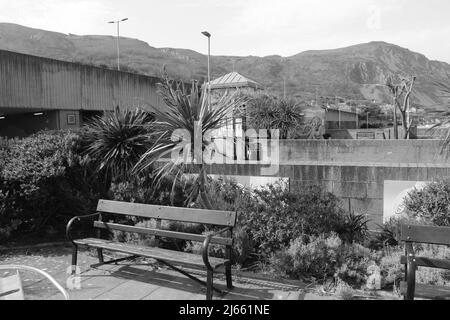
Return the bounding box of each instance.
[0,22,449,111]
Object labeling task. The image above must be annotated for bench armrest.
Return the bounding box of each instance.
[202,227,232,271]
[66,212,101,244]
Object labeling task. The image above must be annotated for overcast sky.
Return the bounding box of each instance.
[1,0,449,63]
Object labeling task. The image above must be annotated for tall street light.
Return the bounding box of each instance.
[108,18,128,71]
[201,31,211,109]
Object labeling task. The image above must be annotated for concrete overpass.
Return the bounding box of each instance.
[0,50,166,137]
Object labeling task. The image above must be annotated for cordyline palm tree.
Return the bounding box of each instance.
[273,98,305,139]
[246,93,277,130]
[134,71,248,209]
[246,93,305,139]
[82,106,153,184]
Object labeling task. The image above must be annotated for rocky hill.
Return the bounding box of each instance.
[1,23,449,110]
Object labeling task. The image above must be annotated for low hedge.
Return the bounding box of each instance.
[0,131,106,242]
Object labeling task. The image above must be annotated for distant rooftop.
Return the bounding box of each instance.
[324,106,361,115]
[206,72,263,90]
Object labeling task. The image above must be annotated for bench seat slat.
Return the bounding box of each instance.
[74,238,229,270]
[400,282,450,300]
[93,221,233,246]
[97,200,236,227]
[400,256,450,270]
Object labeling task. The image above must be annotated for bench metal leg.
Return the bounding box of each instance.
[71,244,78,275]
[406,257,416,300]
[156,259,223,295]
[97,248,104,264]
[206,270,213,300]
[225,264,233,289]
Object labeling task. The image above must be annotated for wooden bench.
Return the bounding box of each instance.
[400,224,450,300]
[66,200,237,300]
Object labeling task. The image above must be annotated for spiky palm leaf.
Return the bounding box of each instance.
[246,94,278,130]
[83,106,153,182]
[134,71,249,207]
[246,94,305,139]
[272,98,305,139]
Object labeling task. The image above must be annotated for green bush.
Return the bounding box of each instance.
[109,176,187,208]
[336,211,370,244]
[239,183,347,256]
[0,131,106,242]
[271,233,380,286]
[271,233,343,280]
[334,243,381,287]
[403,179,450,226]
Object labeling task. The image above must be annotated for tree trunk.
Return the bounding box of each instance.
[393,100,399,140]
[198,164,213,210]
[401,112,408,140]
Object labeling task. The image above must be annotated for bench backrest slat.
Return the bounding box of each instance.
[401,225,450,245]
[400,256,450,270]
[94,221,233,246]
[97,200,237,227]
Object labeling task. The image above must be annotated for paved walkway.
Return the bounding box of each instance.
[0,246,310,300]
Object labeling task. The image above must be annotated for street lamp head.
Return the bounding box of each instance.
[201,31,211,38]
[121,18,128,22]
[108,21,115,24]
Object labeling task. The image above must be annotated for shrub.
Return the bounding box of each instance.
[0,130,106,242]
[336,211,370,244]
[334,243,381,287]
[190,177,256,265]
[109,175,187,208]
[240,183,347,256]
[271,233,380,287]
[403,179,450,226]
[271,233,343,281]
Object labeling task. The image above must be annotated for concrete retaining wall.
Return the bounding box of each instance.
[204,140,450,228]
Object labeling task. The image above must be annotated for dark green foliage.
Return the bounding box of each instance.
[336,211,370,244]
[271,233,380,286]
[0,131,106,242]
[187,177,256,266]
[109,176,188,208]
[82,107,154,183]
[403,179,450,226]
[239,183,347,257]
[245,93,306,139]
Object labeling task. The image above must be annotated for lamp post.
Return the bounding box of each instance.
[201,31,211,109]
[108,18,128,71]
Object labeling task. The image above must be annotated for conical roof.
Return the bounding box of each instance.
[206,72,263,90]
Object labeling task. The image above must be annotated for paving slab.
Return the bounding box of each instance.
[0,245,309,301]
